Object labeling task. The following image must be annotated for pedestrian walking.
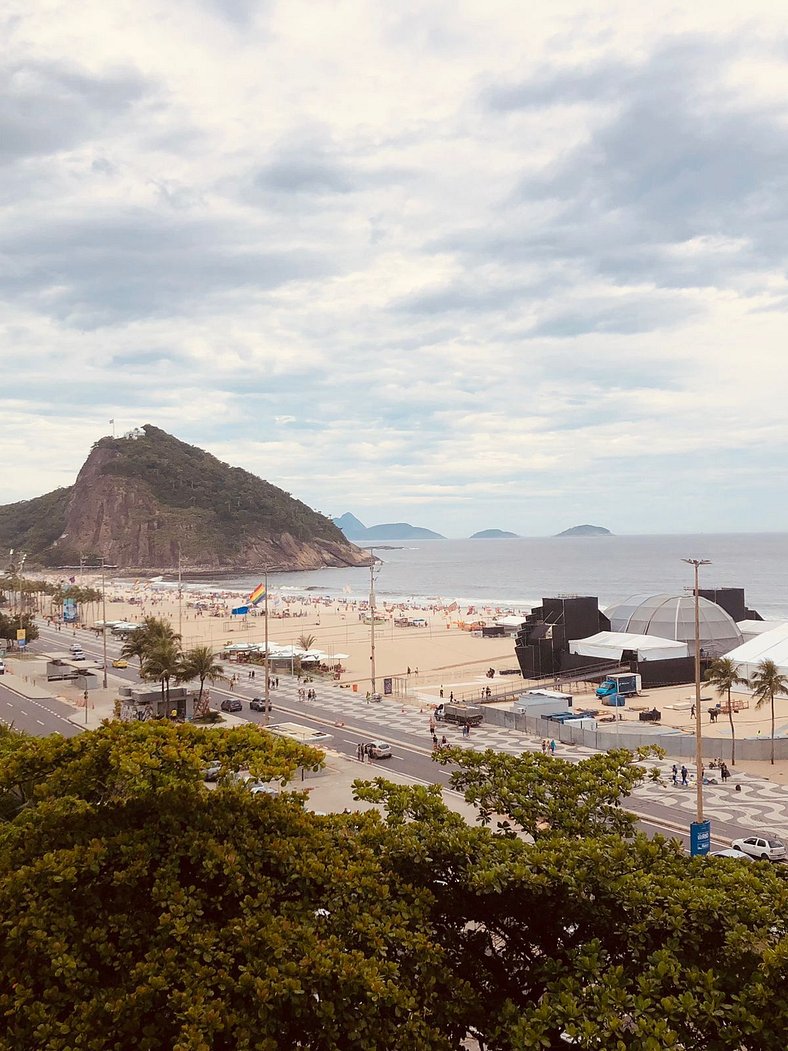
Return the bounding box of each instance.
[681,765,688,786]
[429,716,436,734]
[690,704,695,719]
[721,762,730,783]
[671,764,678,785]
[275,677,279,688]
[449,691,454,703]
[541,739,547,754]
[432,733,438,748]
[549,739,556,756]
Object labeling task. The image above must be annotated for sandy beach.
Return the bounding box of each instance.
[32,575,788,784]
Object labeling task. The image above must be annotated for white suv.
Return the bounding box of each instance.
[731,836,786,861]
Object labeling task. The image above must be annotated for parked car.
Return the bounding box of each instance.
[250,697,271,712]
[220,697,243,713]
[366,741,392,759]
[0,659,5,675]
[731,836,786,861]
[249,783,280,797]
[111,658,129,669]
[201,763,223,782]
[708,848,755,862]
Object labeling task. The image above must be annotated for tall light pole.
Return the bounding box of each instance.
[683,557,712,853]
[263,569,270,725]
[177,543,183,642]
[101,558,108,689]
[369,552,378,698]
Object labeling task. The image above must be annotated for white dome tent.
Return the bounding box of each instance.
[604,593,742,658]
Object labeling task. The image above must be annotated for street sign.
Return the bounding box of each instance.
[16,629,25,641]
[690,819,711,856]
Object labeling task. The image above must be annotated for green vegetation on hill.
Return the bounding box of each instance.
[0,487,72,561]
[100,426,345,546]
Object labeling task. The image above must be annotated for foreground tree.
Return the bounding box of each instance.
[0,724,465,1050]
[750,658,788,765]
[1,725,788,1049]
[429,745,661,840]
[706,656,747,765]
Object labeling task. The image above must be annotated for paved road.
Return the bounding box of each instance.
[18,622,788,851]
[0,680,83,737]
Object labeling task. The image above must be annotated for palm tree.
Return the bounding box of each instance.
[140,637,183,714]
[750,658,788,766]
[121,616,180,663]
[298,633,317,651]
[706,657,746,766]
[180,645,226,717]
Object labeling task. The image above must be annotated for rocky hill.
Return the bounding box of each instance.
[332,513,445,541]
[0,426,370,573]
[470,529,520,539]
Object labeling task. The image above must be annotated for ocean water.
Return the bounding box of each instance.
[189,533,788,619]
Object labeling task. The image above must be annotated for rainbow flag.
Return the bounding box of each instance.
[248,582,266,606]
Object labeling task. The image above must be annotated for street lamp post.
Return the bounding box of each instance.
[683,557,712,854]
[263,570,270,725]
[101,558,108,689]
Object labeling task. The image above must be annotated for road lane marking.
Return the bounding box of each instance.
[36,720,44,725]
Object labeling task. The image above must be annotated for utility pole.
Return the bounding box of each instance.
[263,569,270,725]
[101,558,108,689]
[683,557,712,854]
[177,543,183,642]
[369,552,377,698]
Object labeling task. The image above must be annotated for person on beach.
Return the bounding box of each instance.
[449,691,454,703]
[439,686,444,699]
[549,739,556,755]
[541,740,547,754]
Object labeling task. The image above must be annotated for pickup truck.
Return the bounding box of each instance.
[435,702,484,727]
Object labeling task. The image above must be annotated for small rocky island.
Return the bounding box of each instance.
[469,529,520,539]
[555,524,612,537]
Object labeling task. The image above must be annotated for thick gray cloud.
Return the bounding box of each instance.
[0,60,147,164]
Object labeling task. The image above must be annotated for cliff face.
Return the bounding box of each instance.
[0,426,370,572]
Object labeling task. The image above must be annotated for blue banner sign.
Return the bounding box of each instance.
[690,819,711,856]
[63,598,78,623]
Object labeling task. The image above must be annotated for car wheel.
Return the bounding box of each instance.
[761,853,770,860]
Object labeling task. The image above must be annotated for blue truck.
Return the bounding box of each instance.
[595,672,642,705]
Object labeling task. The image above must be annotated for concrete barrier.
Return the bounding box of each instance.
[481,703,788,761]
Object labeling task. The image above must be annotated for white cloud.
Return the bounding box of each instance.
[1,1,787,535]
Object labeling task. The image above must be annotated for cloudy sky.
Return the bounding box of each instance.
[2,0,787,537]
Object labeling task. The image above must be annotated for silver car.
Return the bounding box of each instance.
[367,741,392,759]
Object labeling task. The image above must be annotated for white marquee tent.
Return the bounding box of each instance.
[724,623,788,679]
[569,631,690,663]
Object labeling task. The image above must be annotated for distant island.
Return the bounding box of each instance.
[470,529,520,539]
[333,513,445,541]
[555,524,612,537]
